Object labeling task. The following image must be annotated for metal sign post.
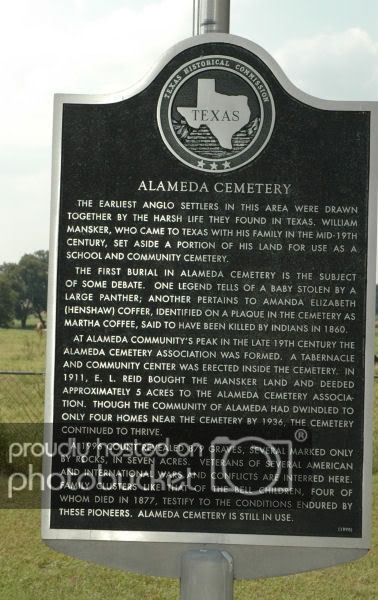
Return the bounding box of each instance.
[193,0,230,34]
[184,4,233,597]
[181,550,233,600]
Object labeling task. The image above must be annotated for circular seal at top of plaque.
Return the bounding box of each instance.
[157,54,275,173]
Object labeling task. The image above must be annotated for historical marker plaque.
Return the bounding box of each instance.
[43,34,377,578]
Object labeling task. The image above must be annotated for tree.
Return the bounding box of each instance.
[0,262,31,328]
[0,275,16,327]
[0,251,49,328]
[17,251,49,327]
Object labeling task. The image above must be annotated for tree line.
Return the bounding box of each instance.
[0,250,48,328]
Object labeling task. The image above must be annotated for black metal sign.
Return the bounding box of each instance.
[43,34,377,578]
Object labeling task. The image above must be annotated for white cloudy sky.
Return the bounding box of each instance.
[1,0,378,276]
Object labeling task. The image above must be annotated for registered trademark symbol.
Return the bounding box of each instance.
[294,429,308,442]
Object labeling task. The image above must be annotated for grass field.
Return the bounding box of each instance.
[0,327,377,599]
[0,327,46,373]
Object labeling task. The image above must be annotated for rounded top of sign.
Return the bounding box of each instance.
[157,52,275,173]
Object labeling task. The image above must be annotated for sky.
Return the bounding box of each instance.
[1,0,378,277]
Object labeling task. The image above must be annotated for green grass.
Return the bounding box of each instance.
[0,373,44,422]
[0,327,377,599]
[0,328,46,372]
[0,509,179,600]
[374,381,378,475]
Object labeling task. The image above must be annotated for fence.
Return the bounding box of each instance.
[0,371,45,423]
